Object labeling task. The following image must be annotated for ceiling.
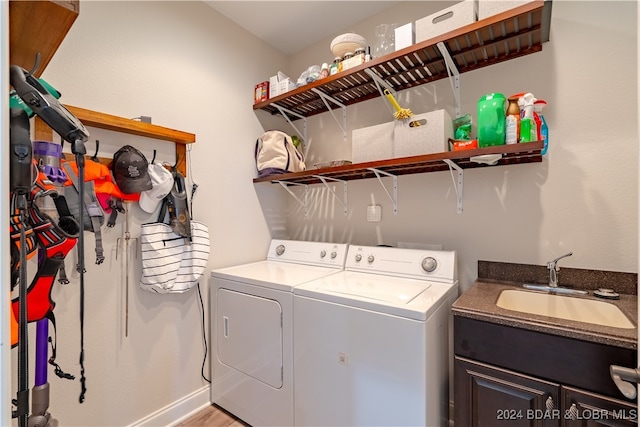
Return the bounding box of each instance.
[204,1,398,56]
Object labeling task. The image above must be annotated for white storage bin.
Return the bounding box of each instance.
[395,23,415,51]
[415,0,478,43]
[352,110,453,164]
[478,0,529,20]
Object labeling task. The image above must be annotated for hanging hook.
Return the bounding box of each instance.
[151,149,157,164]
[91,140,100,162]
[27,53,41,76]
[172,153,182,171]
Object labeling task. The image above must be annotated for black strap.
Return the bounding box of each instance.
[75,154,87,404]
[15,193,30,427]
[107,197,124,228]
[46,312,75,380]
[157,197,169,224]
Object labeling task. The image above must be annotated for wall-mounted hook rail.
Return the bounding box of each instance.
[310,88,347,142]
[275,180,309,216]
[312,175,348,215]
[272,103,308,148]
[436,42,461,118]
[368,168,398,214]
[443,159,463,214]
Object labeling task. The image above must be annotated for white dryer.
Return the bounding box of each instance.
[293,245,458,427]
[210,239,348,427]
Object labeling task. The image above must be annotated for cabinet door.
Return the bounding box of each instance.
[455,356,560,427]
[562,386,638,427]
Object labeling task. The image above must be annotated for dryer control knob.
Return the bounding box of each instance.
[330,251,337,259]
[422,257,437,272]
[320,250,327,258]
[367,255,375,263]
[355,254,362,262]
[276,245,285,256]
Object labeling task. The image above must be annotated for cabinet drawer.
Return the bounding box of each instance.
[562,386,638,427]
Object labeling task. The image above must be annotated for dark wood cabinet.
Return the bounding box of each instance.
[455,357,639,427]
[455,357,559,427]
[454,316,638,426]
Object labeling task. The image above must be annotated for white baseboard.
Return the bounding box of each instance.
[129,386,210,427]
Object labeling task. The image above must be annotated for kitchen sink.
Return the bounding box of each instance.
[496,289,635,329]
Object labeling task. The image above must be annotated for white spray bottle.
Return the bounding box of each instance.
[518,93,536,143]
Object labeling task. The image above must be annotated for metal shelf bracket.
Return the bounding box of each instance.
[274,180,309,216]
[364,68,398,117]
[272,103,308,146]
[443,159,464,214]
[312,175,348,215]
[368,168,398,214]
[310,88,347,141]
[437,42,461,118]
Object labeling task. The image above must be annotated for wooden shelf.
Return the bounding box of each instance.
[35,106,195,176]
[9,0,80,77]
[253,141,544,185]
[253,0,551,119]
[64,105,195,145]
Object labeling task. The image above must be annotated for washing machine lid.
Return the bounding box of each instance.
[212,260,344,292]
[294,271,458,320]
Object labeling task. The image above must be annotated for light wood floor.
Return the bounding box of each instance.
[176,404,250,427]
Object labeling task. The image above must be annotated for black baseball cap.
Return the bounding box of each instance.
[112,145,153,194]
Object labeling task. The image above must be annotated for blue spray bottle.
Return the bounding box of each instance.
[534,100,549,155]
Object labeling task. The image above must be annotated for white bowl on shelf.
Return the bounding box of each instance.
[330,33,367,58]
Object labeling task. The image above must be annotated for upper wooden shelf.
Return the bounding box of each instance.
[253,0,551,118]
[62,106,195,176]
[9,0,80,77]
[64,105,196,145]
[253,141,544,185]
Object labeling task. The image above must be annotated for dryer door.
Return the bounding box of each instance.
[216,289,283,388]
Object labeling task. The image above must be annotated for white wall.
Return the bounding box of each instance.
[6,1,638,426]
[283,1,638,291]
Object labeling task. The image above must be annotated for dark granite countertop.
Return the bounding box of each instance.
[452,261,638,350]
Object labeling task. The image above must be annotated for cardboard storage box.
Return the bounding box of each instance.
[352,110,453,163]
[416,0,478,43]
[478,0,528,20]
[278,78,296,95]
[269,75,280,98]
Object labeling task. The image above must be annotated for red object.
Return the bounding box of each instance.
[452,139,478,151]
[254,81,269,103]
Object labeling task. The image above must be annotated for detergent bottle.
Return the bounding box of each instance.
[534,99,549,155]
[518,93,537,143]
[477,93,506,147]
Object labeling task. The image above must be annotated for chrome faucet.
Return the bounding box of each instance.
[547,252,572,287]
[523,251,587,295]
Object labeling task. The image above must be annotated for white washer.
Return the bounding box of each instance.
[293,245,458,427]
[210,239,348,427]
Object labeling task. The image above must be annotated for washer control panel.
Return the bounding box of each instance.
[347,245,456,282]
[267,239,348,267]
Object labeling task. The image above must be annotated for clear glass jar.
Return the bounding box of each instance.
[329,57,342,75]
[373,23,398,58]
